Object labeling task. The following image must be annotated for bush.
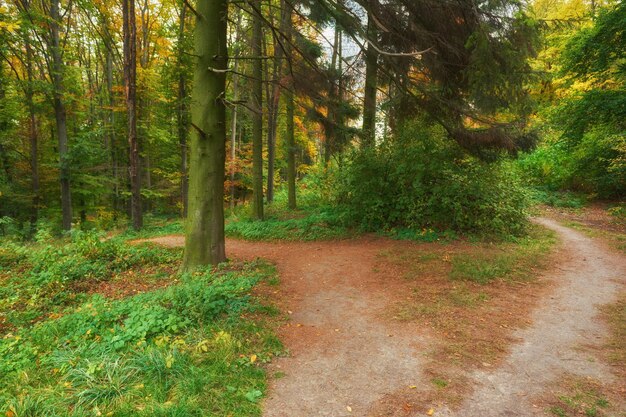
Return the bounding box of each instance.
[517,127,625,199]
[336,121,530,237]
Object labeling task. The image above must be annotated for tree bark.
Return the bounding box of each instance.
[325,19,341,165]
[105,46,120,214]
[24,34,40,228]
[362,12,378,147]
[49,0,72,231]
[229,9,243,212]
[251,1,264,219]
[0,63,13,189]
[182,0,228,269]
[282,0,296,209]
[265,4,286,204]
[177,1,189,217]
[123,0,142,230]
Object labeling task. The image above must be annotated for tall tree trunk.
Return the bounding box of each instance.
[0,63,13,188]
[105,47,120,214]
[325,20,341,165]
[50,0,72,231]
[264,44,276,204]
[229,10,243,212]
[282,0,296,209]
[265,4,285,204]
[182,0,228,269]
[123,0,142,229]
[362,12,378,147]
[177,1,189,217]
[251,1,264,219]
[24,35,40,227]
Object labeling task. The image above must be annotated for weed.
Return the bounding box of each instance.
[0,236,282,417]
[543,376,617,417]
[431,378,448,388]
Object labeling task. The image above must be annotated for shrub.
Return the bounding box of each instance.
[336,121,530,237]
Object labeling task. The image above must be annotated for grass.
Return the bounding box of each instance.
[225,206,350,241]
[449,228,557,284]
[528,188,587,209]
[601,295,626,375]
[0,234,283,417]
[379,224,557,407]
[544,377,617,417]
[564,221,626,253]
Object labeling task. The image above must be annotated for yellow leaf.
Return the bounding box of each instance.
[346,406,352,412]
[426,408,435,416]
[250,354,257,364]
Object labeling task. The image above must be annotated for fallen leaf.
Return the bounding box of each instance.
[250,354,257,364]
[346,406,352,412]
[409,385,417,389]
[427,408,435,416]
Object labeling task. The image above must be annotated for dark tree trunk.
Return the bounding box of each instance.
[23,36,40,228]
[229,10,243,212]
[50,0,72,231]
[123,0,142,230]
[251,1,264,219]
[177,1,189,217]
[281,0,296,209]
[362,12,379,147]
[105,47,120,214]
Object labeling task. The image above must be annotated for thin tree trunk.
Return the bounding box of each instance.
[0,63,13,188]
[325,20,341,165]
[182,0,228,269]
[265,5,285,204]
[105,47,120,213]
[50,0,72,230]
[264,41,275,204]
[23,36,40,228]
[123,0,142,230]
[251,1,264,219]
[282,0,296,209]
[177,1,189,217]
[362,12,378,147]
[229,10,243,212]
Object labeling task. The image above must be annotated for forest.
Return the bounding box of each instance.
[0,0,625,416]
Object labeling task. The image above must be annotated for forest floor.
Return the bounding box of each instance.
[146,215,626,417]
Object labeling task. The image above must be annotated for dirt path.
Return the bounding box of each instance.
[438,218,625,416]
[146,217,625,416]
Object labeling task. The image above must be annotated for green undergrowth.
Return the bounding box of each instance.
[0,231,181,330]
[381,227,459,243]
[0,234,283,417]
[448,225,557,284]
[225,205,350,241]
[119,215,184,239]
[224,182,352,241]
[527,188,587,208]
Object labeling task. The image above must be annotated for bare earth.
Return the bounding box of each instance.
[146,217,626,416]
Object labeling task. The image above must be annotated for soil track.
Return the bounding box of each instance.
[146,217,626,416]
